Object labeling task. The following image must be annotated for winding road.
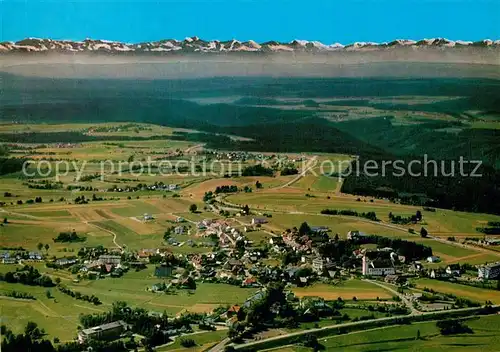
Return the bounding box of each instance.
[275,156,318,189]
[363,279,420,315]
[84,221,123,250]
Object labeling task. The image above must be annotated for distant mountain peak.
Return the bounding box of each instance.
[1,37,498,54]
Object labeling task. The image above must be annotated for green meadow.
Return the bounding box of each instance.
[268,315,500,352]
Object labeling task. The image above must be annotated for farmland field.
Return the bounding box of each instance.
[413,278,500,304]
[0,279,255,339]
[292,280,393,301]
[269,314,500,352]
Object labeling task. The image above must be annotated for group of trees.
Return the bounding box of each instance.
[280,167,298,176]
[24,180,63,190]
[53,231,85,243]
[214,185,238,194]
[0,266,55,287]
[388,210,422,225]
[340,154,500,215]
[203,191,215,203]
[0,157,25,176]
[420,227,428,238]
[321,209,379,222]
[68,185,94,192]
[242,204,250,215]
[16,197,45,205]
[1,322,54,352]
[316,232,432,264]
[57,285,101,305]
[2,290,36,300]
[353,235,433,260]
[238,283,297,331]
[37,242,50,252]
[74,195,88,204]
[436,319,473,335]
[241,164,274,177]
[476,222,500,235]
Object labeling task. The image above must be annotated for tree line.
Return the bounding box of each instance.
[352,235,433,260]
[57,285,101,305]
[320,209,379,222]
[53,231,86,243]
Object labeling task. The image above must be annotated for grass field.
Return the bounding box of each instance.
[261,212,406,238]
[292,280,393,301]
[156,329,228,351]
[0,196,212,252]
[0,275,256,339]
[413,278,500,304]
[269,314,500,352]
[15,209,72,217]
[0,283,110,341]
[226,192,500,236]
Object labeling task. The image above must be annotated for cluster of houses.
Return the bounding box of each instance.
[1,251,43,264]
[203,150,305,164]
[54,142,80,149]
[199,219,246,247]
[479,238,500,246]
[108,183,179,193]
[135,248,172,262]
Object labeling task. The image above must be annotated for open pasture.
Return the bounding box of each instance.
[0,277,253,340]
[260,212,405,238]
[0,219,118,253]
[414,278,500,304]
[292,280,393,301]
[0,195,213,253]
[0,122,185,136]
[226,191,500,237]
[156,330,228,351]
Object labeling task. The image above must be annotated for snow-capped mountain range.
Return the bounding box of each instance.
[1,37,499,54]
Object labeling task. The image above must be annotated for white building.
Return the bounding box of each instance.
[251,218,267,225]
[98,255,121,265]
[427,256,441,263]
[168,184,179,191]
[347,230,366,240]
[362,255,395,276]
[478,262,500,280]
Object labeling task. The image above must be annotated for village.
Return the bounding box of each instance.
[2,206,500,347]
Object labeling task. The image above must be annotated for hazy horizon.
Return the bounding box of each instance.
[1,48,499,80]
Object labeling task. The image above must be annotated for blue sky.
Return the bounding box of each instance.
[1,0,499,43]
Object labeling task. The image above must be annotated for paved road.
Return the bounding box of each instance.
[275,156,318,189]
[363,279,420,315]
[184,143,204,154]
[207,337,231,352]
